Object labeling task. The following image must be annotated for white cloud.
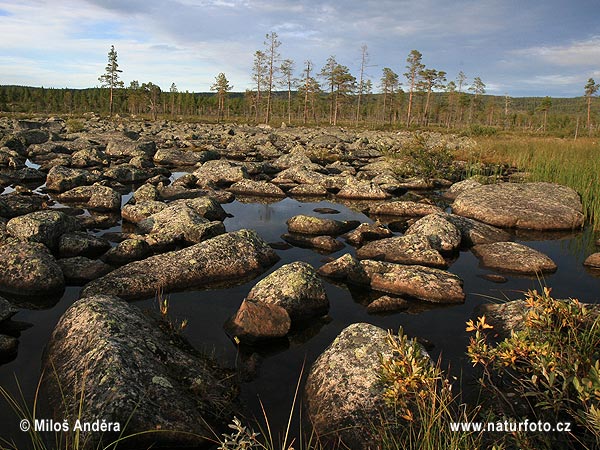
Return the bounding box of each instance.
[512,36,600,66]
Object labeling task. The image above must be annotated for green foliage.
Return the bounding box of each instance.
[403,134,455,180]
[464,124,498,136]
[65,119,85,133]
[217,417,262,450]
[467,288,600,449]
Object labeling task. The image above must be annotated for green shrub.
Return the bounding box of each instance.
[65,119,85,133]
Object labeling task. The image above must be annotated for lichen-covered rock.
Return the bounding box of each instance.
[6,210,81,250]
[58,257,113,285]
[104,239,152,265]
[193,160,248,186]
[336,180,391,200]
[305,323,416,449]
[132,183,161,202]
[45,166,96,192]
[584,253,600,268]
[356,234,447,268]
[317,253,371,286]
[0,296,18,323]
[405,213,462,253]
[227,180,286,197]
[44,295,237,449]
[287,184,328,196]
[70,148,108,168]
[153,148,214,166]
[226,300,291,342]
[58,184,121,211]
[287,215,359,236]
[82,230,280,300]
[271,166,329,186]
[344,222,394,247]
[58,231,111,258]
[444,214,511,247]
[0,192,47,218]
[103,164,160,183]
[0,241,64,296]
[452,182,584,230]
[366,295,409,314]
[443,178,483,200]
[369,201,443,217]
[245,262,328,322]
[281,233,345,253]
[471,242,557,274]
[105,139,156,158]
[121,201,167,223]
[170,197,228,221]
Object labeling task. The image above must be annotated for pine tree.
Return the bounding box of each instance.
[98,45,124,117]
[252,50,268,122]
[280,59,295,124]
[404,50,424,126]
[210,73,232,123]
[263,32,281,124]
[380,68,400,124]
[584,78,598,132]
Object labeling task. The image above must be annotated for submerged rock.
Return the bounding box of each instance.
[343,222,394,247]
[44,295,237,449]
[281,233,344,253]
[0,241,64,296]
[82,230,279,300]
[452,182,584,230]
[58,257,113,285]
[471,242,557,274]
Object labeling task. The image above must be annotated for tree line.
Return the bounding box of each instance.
[1,37,598,136]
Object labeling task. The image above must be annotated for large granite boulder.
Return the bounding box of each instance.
[344,222,394,247]
[305,323,420,449]
[444,214,511,247]
[356,234,447,268]
[58,184,121,211]
[471,242,557,274]
[287,215,360,236]
[452,182,584,230]
[193,160,248,186]
[6,210,81,250]
[82,230,279,300]
[45,166,96,192]
[404,213,462,253]
[44,295,237,449]
[0,241,64,296]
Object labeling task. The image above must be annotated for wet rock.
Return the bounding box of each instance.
[227,180,286,197]
[246,262,329,322]
[104,239,152,265]
[0,192,47,218]
[58,232,111,258]
[366,295,409,314]
[58,257,113,285]
[452,182,584,230]
[138,205,225,247]
[105,139,156,158]
[121,201,167,223]
[479,273,508,283]
[153,148,214,166]
[45,166,97,192]
[336,180,390,200]
[58,184,121,211]
[6,210,81,250]
[584,253,600,268]
[405,213,462,253]
[444,214,511,247]
[0,296,18,323]
[305,323,412,449]
[344,222,394,246]
[227,300,291,342]
[44,295,237,449]
[0,334,18,361]
[281,233,345,253]
[0,241,64,296]
[82,230,280,300]
[472,242,557,274]
[356,234,447,268]
[287,214,360,236]
[313,207,340,215]
[369,201,443,217]
[193,160,248,186]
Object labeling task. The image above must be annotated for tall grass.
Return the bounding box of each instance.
[459,136,600,229]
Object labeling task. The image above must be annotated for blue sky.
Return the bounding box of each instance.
[0,0,599,97]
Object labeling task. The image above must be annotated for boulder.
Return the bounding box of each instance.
[245,262,328,322]
[105,139,156,158]
[305,323,412,449]
[70,148,108,168]
[82,230,279,300]
[58,257,113,285]
[443,178,482,200]
[103,164,160,183]
[104,239,152,265]
[287,215,359,236]
[58,232,111,258]
[444,214,511,247]
[227,180,286,197]
[227,300,291,342]
[287,184,328,196]
[344,222,394,247]
[471,242,557,274]
[58,184,121,211]
[133,183,160,202]
[369,201,443,217]
[45,166,96,192]
[404,213,462,253]
[121,201,167,223]
[0,296,18,323]
[170,197,228,221]
[336,181,391,200]
[193,160,248,186]
[6,210,81,250]
[153,148,213,166]
[584,253,600,268]
[356,234,447,268]
[366,295,409,314]
[43,295,237,449]
[0,241,64,296]
[271,166,328,186]
[281,233,345,253]
[0,192,47,218]
[452,182,584,230]
[317,253,371,286]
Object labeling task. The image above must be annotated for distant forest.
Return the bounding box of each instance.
[0,84,596,137]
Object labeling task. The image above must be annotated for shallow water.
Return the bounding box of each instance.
[1,192,600,446]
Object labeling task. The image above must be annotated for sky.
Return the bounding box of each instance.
[0,0,599,97]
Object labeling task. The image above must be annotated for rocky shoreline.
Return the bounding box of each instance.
[0,116,593,448]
